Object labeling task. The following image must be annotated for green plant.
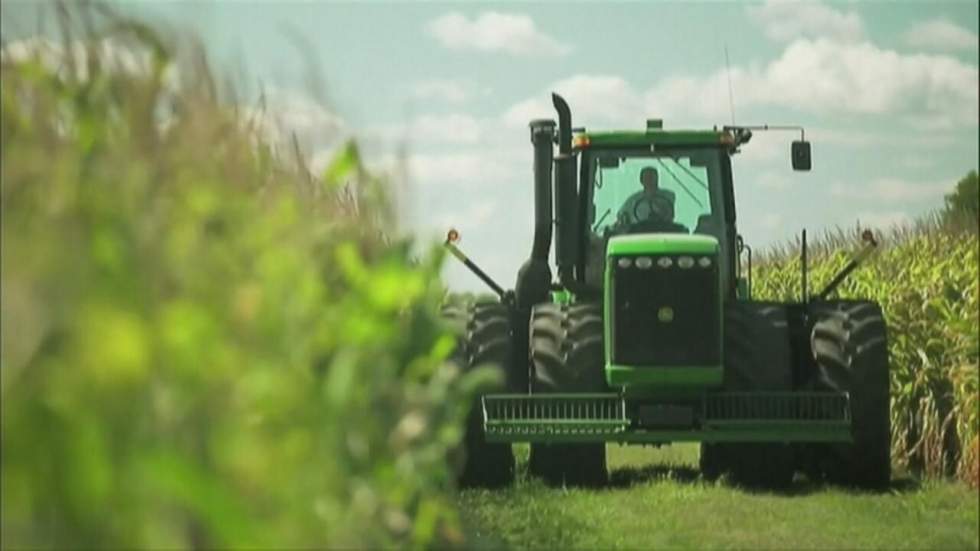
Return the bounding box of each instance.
[1,7,482,548]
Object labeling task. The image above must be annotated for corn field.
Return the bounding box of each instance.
[752,215,979,487]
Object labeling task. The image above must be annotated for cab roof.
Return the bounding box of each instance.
[573,128,735,149]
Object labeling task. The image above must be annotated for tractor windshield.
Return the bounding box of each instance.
[589,150,722,236]
[583,148,730,283]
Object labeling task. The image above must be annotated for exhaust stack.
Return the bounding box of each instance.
[529,119,555,262]
[551,93,579,283]
[515,119,556,308]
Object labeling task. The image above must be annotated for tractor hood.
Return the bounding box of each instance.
[606,233,719,257]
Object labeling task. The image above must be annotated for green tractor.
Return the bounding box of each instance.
[444,94,890,490]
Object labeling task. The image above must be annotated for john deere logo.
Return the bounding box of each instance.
[657,306,674,323]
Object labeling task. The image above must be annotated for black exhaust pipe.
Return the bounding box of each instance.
[529,119,555,262]
[551,93,578,283]
[552,93,572,154]
[515,119,556,309]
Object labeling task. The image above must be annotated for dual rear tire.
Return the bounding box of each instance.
[527,303,608,487]
[442,300,517,488]
[803,300,891,490]
[701,300,891,491]
[442,299,609,488]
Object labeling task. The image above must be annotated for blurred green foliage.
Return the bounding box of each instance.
[1,7,483,549]
[753,217,978,487]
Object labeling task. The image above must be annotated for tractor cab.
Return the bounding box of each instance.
[574,126,739,289]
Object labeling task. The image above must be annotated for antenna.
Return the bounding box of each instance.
[724,44,736,126]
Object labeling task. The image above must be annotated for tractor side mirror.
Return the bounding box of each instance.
[791,140,811,171]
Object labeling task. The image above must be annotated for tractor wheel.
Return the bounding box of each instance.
[698,442,725,481]
[442,299,516,488]
[527,302,608,487]
[701,302,795,489]
[806,300,890,490]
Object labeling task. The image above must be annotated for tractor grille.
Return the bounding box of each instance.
[611,253,720,366]
[703,392,851,423]
[483,394,629,437]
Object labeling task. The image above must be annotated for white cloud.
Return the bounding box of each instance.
[412,79,474,103]
[830,177,951,202]
[509,38,978,131]
[807,128,880,148]
[412,78,492,104]
[900,156,935,171]
[426,11,570,56]
[662,39,977,121]
[736,134,786,163]
[379,113,484,145]
[760,39,978,117]
[854,210,911,230]
[433,201,499,229]
[808,126,955,149]
[751,170,793,191]
[904,19,979,53]
[747,1,864,43]
[407,151,519,189]
[411,114,484,143]
[761,212,784,230]
[504,75,643,127]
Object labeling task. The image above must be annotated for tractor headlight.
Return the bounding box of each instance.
[617,257,632,269]
[678,256,695,269]
[635,256,653,269]
[698,256,712,268]
[656,256,673,268]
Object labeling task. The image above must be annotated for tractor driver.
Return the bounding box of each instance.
[616,167,676,227]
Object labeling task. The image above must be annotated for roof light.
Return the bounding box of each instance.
[617,257,632,269]
[698,257,712,268]
[635,256,653,269]
[657,257,673,268]
[678,256,695,269]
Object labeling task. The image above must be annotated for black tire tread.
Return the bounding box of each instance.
[442,299,515,488]
[528,302,608,487]
[701,301,795,489]
[807,300,890,489]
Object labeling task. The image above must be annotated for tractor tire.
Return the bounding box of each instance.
[806,300,890,490]
[527,302,608,487]
[700,302,795,489]
[442,299,516,489]
[698,442,726,481]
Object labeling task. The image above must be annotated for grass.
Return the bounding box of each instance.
[458,445,980,550]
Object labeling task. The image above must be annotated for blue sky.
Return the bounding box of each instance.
[4,1,978,292]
